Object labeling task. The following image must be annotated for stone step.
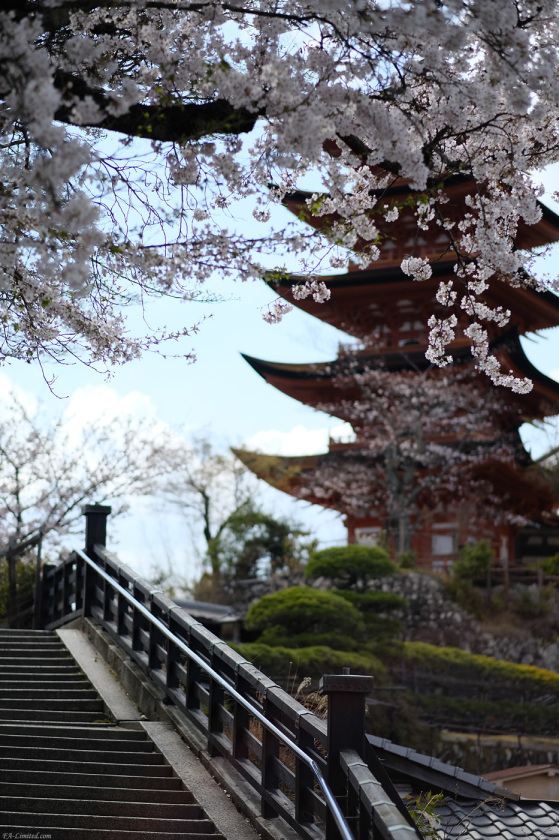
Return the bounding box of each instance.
[0,641,65,651]
[0,757,174,776]
[0,679,92,690]
[0,630,229,840]
[0,709,110,723]
[0,732,154,752]
[0,696,105,710]
[2,795,202,819]
[0,668,86,681]
[0,644,69,653]
[0,768,185,789]
[0,655,75,666]
[0,687,99,700]
[0,810,218,833]
[0,782,194,804]
[0,723,143,739]
[0,826,223,840]
[0,744,165,764]
[0,651,76,673]
[0,630,56,639]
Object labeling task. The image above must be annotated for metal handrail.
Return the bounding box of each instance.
[76,548,355,840]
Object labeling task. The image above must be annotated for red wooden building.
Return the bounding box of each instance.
[236,179,559,569]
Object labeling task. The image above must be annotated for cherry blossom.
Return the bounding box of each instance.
[2,2,559,384]
[296,363,526,553]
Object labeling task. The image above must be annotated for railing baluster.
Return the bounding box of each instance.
[207,643,225,757]
[295,716,317,827]
[233,666,251,761]
[261,688,280,819]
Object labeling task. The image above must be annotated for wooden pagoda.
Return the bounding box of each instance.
[236,179,559,568]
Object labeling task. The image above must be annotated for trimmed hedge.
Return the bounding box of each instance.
[401,641,559,697]
[233,642,387,682]
[411,692,559,735]
[305,545,394,591]
[245,586,365,649]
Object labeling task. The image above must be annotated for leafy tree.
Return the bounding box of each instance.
[158,437,316,599]
[194,505,316,602]
[2,3,558,388]
[305,545,394,591]
[206,504,316,583]
[158,436,257,576]
[452,539,494,584]
[244,587,365,651]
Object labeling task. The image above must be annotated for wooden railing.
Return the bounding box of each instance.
[41,505,421,840]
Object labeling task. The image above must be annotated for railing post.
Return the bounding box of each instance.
[82,504,111,616]
[319,670,374,840]
[83,504,112,555]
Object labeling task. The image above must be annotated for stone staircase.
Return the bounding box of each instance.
[0,628,226,839]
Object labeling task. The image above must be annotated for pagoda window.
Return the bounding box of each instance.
[355,527,381,546]
[432,524,456,556]
[432,534,454,555]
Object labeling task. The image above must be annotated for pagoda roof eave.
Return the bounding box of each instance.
[282,183,559,223]
[241,329,559,422]
[282,185,559,246]
[233,446,559,517]
[266,264,559,336]
[232,448,341,510]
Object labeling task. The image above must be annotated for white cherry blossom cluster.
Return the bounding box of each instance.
[436,281,457,306]
[262,300,293,324]
[292,280,331,303]
[2,1,559,384]
[425,315,458,367]
[401,257,433,282]
[460,298,511,328]
[464,324,533,393]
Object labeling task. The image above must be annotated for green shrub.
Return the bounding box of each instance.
[233,642,386,682]
[444,576,489,619]
[398,550,417,569]
[452,539,493,583]
[541,554,559,576]
[335,590,407,611]
[400,641,559,698]
[512,584,553,618]
[305,545,394,591]
[334,590,407,640]
[245,586,365,649]
[257,628,361,651]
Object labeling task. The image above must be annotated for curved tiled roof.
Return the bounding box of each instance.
[366,734,559,838]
